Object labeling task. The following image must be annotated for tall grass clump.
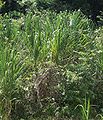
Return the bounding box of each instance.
[22,10,95,65]
[0,15,28,120]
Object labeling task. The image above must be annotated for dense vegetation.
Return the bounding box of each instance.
[1,0,103,23]
[0,0,103,120]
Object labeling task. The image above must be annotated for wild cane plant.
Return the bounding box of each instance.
[22,10,94,66]
[0,16,27,120]
[22,13,45,75]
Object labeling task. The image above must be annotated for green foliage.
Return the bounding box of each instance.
[0,10,103,119]
[0,15,28,119]
[96,114,103,120]
[75,98,91,120]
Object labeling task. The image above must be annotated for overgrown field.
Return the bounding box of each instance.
[0,10,103,120]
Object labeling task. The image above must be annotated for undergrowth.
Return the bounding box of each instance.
[0,10,103,119]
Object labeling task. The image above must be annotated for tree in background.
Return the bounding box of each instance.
[57,0,103,23]
[0,0,103,23]
[0,0,28,14]
[87,0,103,22]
